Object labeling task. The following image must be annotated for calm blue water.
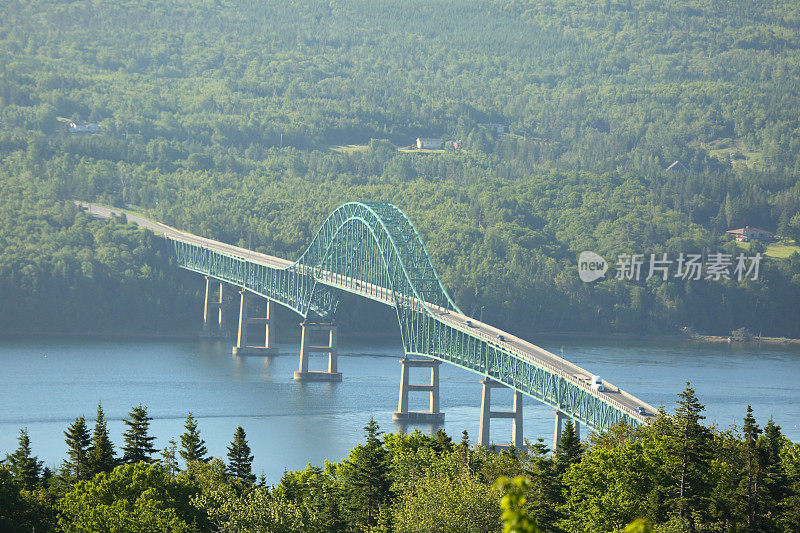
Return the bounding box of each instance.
[1,337,798,481]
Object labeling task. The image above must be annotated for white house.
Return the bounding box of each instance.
[726,226,772,242]
[416,138,444,149]
[68,122,100,134]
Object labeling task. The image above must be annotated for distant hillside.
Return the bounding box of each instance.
[1,0,799,337]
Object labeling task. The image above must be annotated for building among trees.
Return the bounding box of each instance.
[67,122,100,134]
[415,137,444,149]
[726,226,772,242]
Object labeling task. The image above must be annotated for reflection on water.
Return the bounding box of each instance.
[0,337,798,481]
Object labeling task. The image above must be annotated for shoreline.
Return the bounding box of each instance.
[533,331,800,346]
[690,334,800,346]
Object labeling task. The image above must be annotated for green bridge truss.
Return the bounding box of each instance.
[168,201,640,431]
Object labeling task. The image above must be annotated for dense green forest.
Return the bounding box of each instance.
[3,386,800,532]
[1,0,800,337]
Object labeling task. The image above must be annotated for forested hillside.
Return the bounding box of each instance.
[1,0,800,336]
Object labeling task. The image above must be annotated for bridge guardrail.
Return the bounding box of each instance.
[170,233,645,424]
[210,247,646,424]
[436,312,645,422]
[320,270,646,423]
[91,202,650,430]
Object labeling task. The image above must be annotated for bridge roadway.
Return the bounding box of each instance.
[79,202,658,425]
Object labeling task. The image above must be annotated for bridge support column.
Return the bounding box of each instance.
[478,378,523,449]
[232,291,273,356]
[392,357,444,423]
[202,276,225,336]
[553,410,565,451]
[293,322,341,382]
[552,411,581,450]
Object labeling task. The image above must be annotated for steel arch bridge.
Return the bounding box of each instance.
[167,201,652,432]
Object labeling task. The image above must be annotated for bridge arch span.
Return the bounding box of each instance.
[294,201,462,350]
[168,201,649,431]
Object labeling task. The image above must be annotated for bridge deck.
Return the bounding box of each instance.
[79,201,658,425]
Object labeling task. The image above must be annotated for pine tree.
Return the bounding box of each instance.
[460,429,471,469]
[62,416,91,481]
[670,382,712,529]
[525,437,562,530]
[761,418,789,529]
[121,404,157,464]
[179,412,208,464]
[742,405,763,532]
[5,428,42,489]
[87,401,116,476]
[40,466,53,488]
[227,426,255,483]
[161,438,179,476]
[433,428,453,454]
[556,420,582,473]
[341,417,392,529]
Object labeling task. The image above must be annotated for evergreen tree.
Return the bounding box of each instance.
[460,429,471,469]
[781,445,800,533]
[670,382,712,529]
[161,438,179,476]
[433,428,453,454]
[62,416,91,481]
[525,437,562,530]
[226,426,255,483]
[556,420,583,473]
[340,417,392,529]
[87,401,116,476]
[41,466,53,488]
[5,428,42,489]
[121,404,157,464]
[742,405,764,532]
[179,412,208,464]
[761,418,789,529]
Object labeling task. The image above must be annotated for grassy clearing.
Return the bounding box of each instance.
[735,240,800,258]
[330,144,446,154]
[693,138,764,170]
[329,144,370,154]
[397,148,446,154]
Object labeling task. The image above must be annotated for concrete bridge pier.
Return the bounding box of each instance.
[293,322,342,382]
[202,276,225,335]
[552,410,581,451]
[478,377,523,449]
[232,290,273,356]
[392,357,444,423]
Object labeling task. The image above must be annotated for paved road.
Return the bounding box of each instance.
[78,201,656,423]
[78,202,292,269]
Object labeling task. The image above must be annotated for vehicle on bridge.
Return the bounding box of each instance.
[591,375,605,392]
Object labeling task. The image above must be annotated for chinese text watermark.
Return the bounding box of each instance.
[578,252,762,282]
